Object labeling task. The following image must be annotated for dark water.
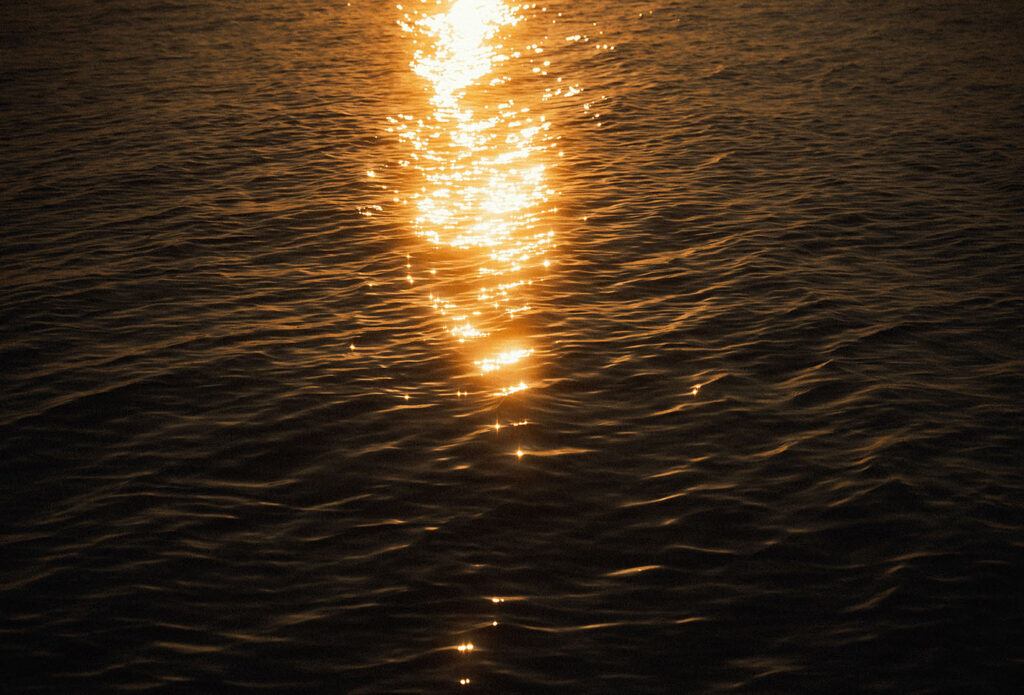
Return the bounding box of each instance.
[2,0,1023,692]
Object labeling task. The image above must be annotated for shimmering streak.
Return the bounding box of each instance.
[475,348,532,374]
[388,0,562,417]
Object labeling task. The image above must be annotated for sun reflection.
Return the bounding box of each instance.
[379,7,614,682]
[390,0,567,416]
[494,381,528,397]
[475,348,533,374]
[382,0,609,471]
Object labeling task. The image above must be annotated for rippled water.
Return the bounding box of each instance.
[3,0,1023,692]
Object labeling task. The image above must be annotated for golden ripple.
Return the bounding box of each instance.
[389,0,572,426]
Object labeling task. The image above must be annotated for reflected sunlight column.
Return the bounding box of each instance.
[388,0,561,443]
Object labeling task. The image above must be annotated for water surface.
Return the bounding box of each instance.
[2,0,1023,692]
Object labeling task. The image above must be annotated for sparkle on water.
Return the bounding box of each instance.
[388,0,564,406]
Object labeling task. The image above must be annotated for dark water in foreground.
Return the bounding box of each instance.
[2,0,1023,692]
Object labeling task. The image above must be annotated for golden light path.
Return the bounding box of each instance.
[385,0,570,440]
[366,4,616,687]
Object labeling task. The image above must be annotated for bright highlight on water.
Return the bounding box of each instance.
[388,0,564,415]
[5,0,1021,691]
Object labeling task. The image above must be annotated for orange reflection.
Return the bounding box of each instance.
[391,0,560,407]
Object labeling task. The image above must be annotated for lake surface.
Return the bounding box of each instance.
[2,0,1023,692]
